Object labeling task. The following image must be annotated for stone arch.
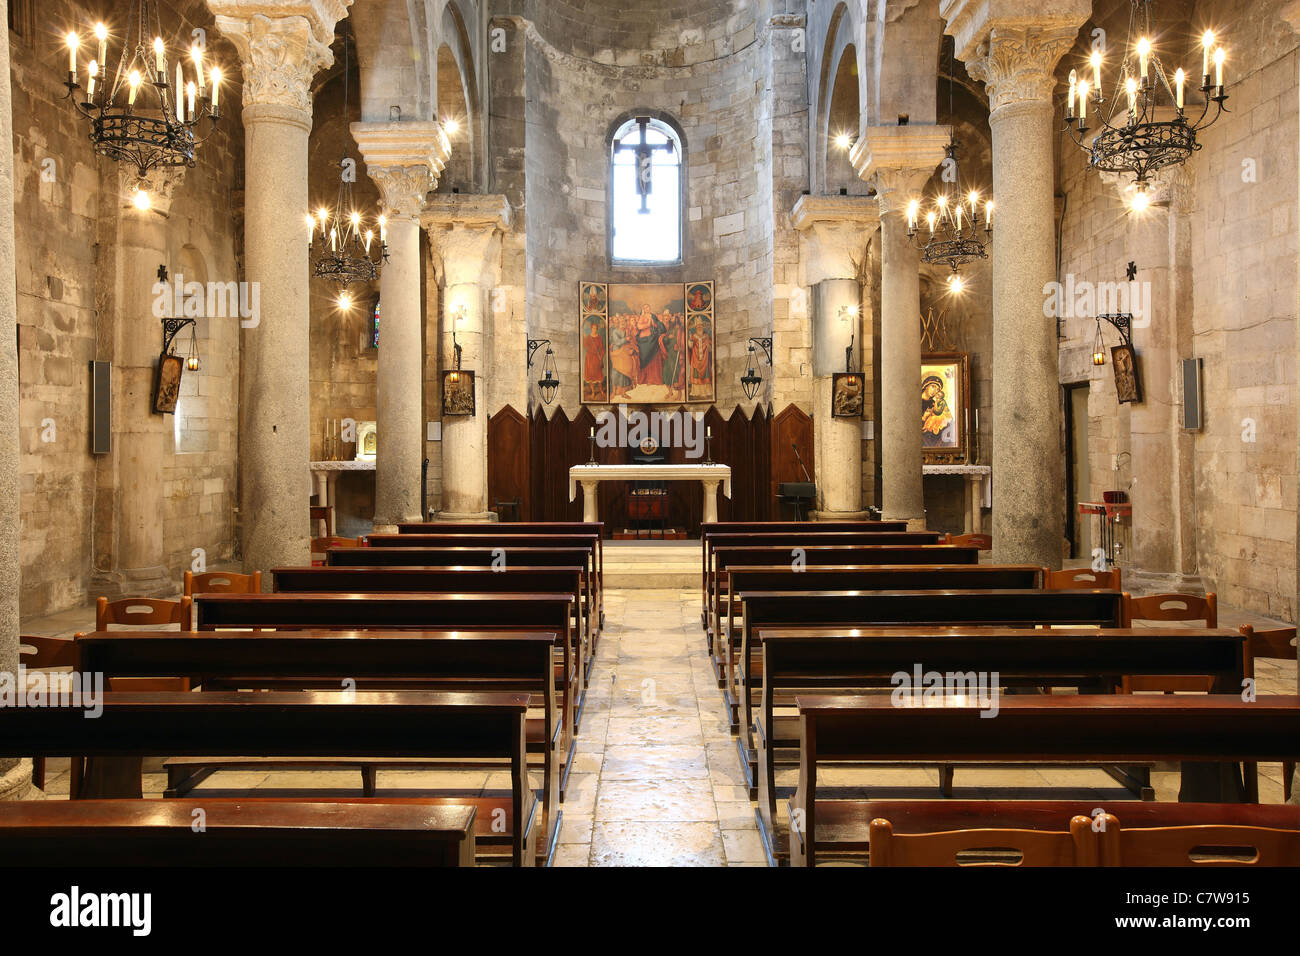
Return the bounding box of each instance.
[813,2,862,194]
[869,0,943,126]
[434,1,484,192]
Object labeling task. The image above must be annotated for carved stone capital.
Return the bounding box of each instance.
[850,125,950,216]
[1282,1,1300,32]
[208,1,351,115]
[423,195,512,289]
[965,25,1079,113]
[350,121,453,219]
[792,195,879,285]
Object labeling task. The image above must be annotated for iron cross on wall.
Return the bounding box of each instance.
[614,117,674,213]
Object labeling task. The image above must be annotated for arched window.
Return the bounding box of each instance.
[610,116,682,263]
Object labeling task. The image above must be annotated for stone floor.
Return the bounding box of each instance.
[22,584,1300,866]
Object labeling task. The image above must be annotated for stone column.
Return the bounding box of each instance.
[209,1,350,577]
[0,0,28,800]
[91,168,186,600]
[852,126,949,530]
[423,196,511,521]
[944,0,1090,567]
[352,122,451,530]
[792,195,878,519]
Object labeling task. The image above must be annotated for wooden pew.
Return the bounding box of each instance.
[0,799,477,867]
[270,565,594,675]
[326,545,601,635]
[729,587,1126,749]
[397,522,604,597]
[700,520,907,617]
[75,629,564,859]
[788,694,1300,866]
[706,541,977,655]
[192,591,586,744]
[0,690,539,866]
[752,625,1245,860]
[856,801,1300,867]
[717,563,1043,675]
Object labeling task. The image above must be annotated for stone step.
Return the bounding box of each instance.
[604,540,698,590]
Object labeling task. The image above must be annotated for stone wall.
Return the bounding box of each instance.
[12,0,242,615]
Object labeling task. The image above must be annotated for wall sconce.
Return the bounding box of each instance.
[1090,263,1138,367]
[158,265,201,371]
[838,304,858,373]
[527,338,561,406]
[740,337,773,401]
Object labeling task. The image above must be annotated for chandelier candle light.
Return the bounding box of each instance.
[904,139,992,283]
[63,1,222,203]
[1064,0,1228,193]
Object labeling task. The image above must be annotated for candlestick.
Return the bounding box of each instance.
[1090,50,1102,96]
[94,23,107,71]
[1214,47,1225,90]
[1202,31,1214,82]
[153,37,165,75]
[210,67,221,111]
[1174,68,1185,109]
[1067,69,1077,118]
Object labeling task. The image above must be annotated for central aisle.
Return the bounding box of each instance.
[553,588,766,866]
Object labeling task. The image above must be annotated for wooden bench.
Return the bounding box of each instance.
[788,693,1300,866]
[729,587,1127,746]
[716,563,1043,681]
[397,521,604,591]
[0,799,477,867]
[75,628,565,859]
[752,625,1246,860]
[192,591,586,739]
[0,690,539,866]
[325,545,602,635]
[270,565,594,678]
[705,542,978,655]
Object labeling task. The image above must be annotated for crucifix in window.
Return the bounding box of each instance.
[613,117,675,213]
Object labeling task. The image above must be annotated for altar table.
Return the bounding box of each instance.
[569,464,733,524]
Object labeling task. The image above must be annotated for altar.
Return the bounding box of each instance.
[922,463,991,534]
[569,463,733,524]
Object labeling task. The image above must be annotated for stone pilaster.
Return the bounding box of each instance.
[423,196,511,521]
[90,167,187,600]
[0,0,28,799]
[943,0,1090,567]
[792,195,879,519]
[352,122,452,530]
[852,125,949,530]
[207,0,350,578]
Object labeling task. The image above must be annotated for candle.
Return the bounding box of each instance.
[330,228,337,251]
[1202,31,1215,80]
[1090,49,1102,96]
[1214,47,1225,89]
[968,191,978,219]
[87,60,98,100]
[706,426,712,439]
[153,37,165,75]
[364,230,373,254]
[186,81,196,120]
[985,200,993,230]
[1125,77,1137,118]
[305,214,316,239]
[175,63,184,121]
[1078,81,1089,121]
[210,67,221,110]
[192,45,204,89]
[378,215,387,243]
[927,211,937,234]
[589,427,595,439]
[128,70,141,107]
[906,199,919,231]
[1067,69,1077,117]
[1174,68,1185,109]
[66,33,78,74]
[1136,37,1150,81]
[94,23,107,70]
[954,204,963,231]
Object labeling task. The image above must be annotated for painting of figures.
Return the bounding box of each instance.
[580,280,714,405]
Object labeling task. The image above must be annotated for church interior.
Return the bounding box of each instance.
[2,0,1300,893]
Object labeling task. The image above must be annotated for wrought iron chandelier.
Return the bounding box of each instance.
[63,0,222,190]
[905,53,991,277]
[307,38,386,308]
[1064,0,1228,191]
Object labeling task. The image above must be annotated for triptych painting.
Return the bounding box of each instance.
[580,281,715,405]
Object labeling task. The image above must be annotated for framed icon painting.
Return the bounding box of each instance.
[920,351,970,464]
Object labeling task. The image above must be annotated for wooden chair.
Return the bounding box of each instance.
[1122,592,1217,694]
[1045,567,1122,591]
[1097,815,1300,866]
[18,635,77,790]
[310,505,333,537]
[946,533,991,550]
[868,816,1098,867]
[73,596,194,798]
[184,570,262,596]
[1241,623,1298,801]
[310,536,364,567]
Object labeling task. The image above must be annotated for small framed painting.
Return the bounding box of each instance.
[831,372,865,419]
[921,351,970,464]
[1111,344,1142,404]
[153,353,183,414]
[442,369,476,416]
